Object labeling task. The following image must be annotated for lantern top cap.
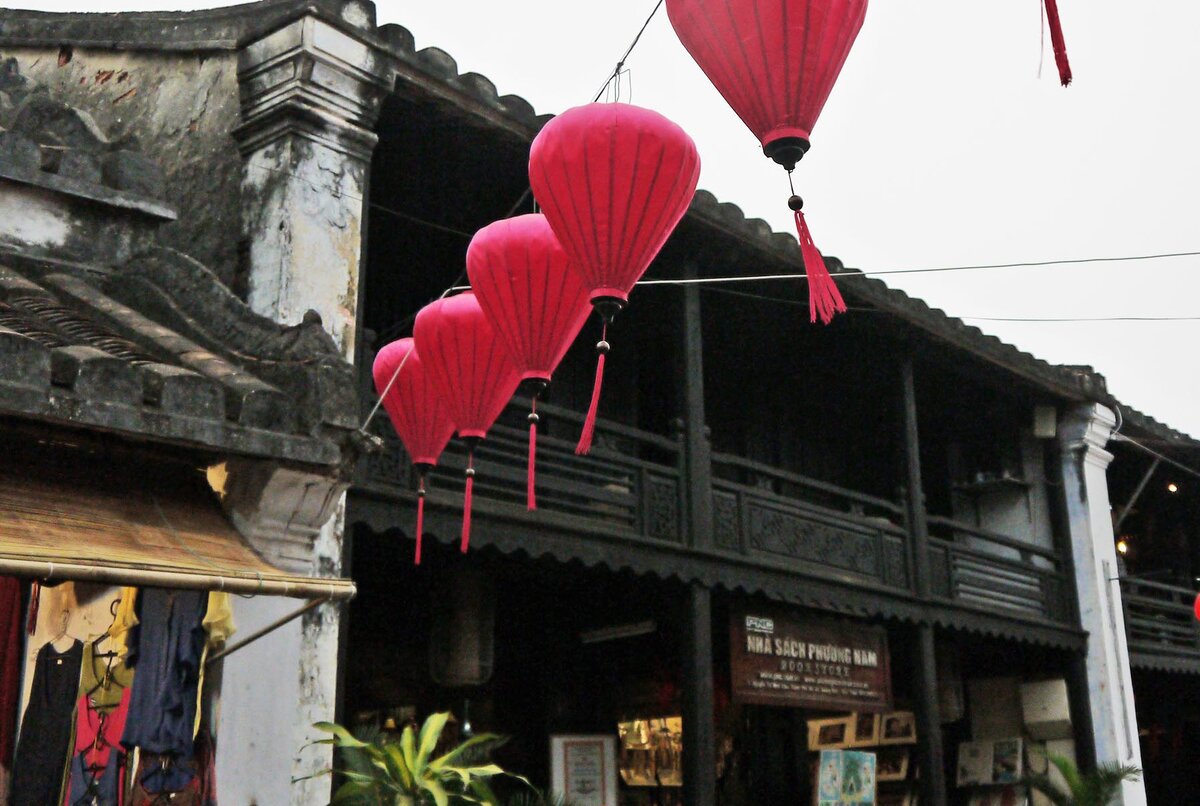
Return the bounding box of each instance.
[537,102,698,151]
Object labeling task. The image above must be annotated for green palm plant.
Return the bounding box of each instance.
[313,712,520,806]
[1024,755,1141,806]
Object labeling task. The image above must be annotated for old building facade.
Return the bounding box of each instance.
[0,1,1188,804]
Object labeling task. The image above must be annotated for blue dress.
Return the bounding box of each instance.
[120,588,207,793]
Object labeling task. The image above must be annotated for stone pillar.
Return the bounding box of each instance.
[221,12,393,804]
[234,11,394,359]
[1058,404,1147,805]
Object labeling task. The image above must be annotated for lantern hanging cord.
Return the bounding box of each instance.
[591,0,665,103]
[358,342,413,437]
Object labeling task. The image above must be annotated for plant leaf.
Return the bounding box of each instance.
[384,743,416,792]
[401,723,418,773]
[417,712,450,769]
[314,721,372,749]
[430,733,505,769]
[418,775,450,806]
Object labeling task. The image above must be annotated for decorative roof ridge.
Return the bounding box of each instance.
[0,0,382,51]
[112,245,344,368]
[0,57,173,217]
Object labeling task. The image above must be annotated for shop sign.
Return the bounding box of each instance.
[550,734,618,806]
[730,609,892,711]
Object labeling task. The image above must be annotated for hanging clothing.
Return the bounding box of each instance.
[121,588,206,793]
[109,588,139,660]
[128,732,216,806]
[201,593,235,648]
[65,642,133,806]
[1,576,23,803]
[11,639,84,806]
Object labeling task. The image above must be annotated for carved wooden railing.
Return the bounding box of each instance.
[1119,578,1200,665]
[357,397,684,543]
[709,452,913,591]
[926,516,1068,621]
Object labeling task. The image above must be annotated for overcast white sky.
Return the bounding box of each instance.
[11,0,1200,436]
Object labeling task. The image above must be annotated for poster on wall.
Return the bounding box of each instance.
[550,735,618,806]
[817,749,878,805]
[730,608,892,711]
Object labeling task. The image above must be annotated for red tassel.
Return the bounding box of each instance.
[795,210,847,325]
[414,470,426,565]
[461,451,474,553]
[1043,0,1072,87]
[576,327,608,455]
[527,401,538,511]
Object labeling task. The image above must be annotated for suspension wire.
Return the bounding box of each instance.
[591,0,666,103]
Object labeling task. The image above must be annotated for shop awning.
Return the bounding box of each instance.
[0,440,355,600]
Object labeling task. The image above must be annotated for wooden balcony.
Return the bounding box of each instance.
[1120,577,1200,674]
[353,397,1075,637]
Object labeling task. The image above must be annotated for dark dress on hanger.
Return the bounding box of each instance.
[11,639,84,805]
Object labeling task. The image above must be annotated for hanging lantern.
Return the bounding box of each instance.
[372,338,456,564]
[529,102,700,454]
[665,0,867,324]
[414,292,521,553]
[467,213,592,510]
[1193,592,1200,623]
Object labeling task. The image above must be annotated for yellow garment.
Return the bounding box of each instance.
[202,592,236,647]
[195,592,236,737]
[107,587,139,659]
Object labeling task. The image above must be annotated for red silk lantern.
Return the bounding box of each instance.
[414,293,521,552]
[1194,592,1200,623]
[666,0,866,324]
[372,338,455,564]
[529,102,700,454]
[467,213,592,510]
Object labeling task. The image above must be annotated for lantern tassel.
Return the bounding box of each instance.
[1043,0,1072,87]
[527,399,539,511]
[414,468,426,565]
[794,209,846,325]
[461,448,475,553]
[576,325,609,456]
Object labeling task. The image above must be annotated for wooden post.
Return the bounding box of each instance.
[679,262,714,550]
[900,356,932,597]
[912,623,948,806]
[682,582,717,806]
[900,355,947,806]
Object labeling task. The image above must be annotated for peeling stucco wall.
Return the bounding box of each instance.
[6,46,244,287]
[242,136,367,355]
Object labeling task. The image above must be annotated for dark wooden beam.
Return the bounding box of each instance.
[900,356,947,806]
[900,355,932,597]
[679,262,714,550]
[682,582,717,806]
[913,623,948,806]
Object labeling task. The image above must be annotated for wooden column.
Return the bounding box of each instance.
[682,582,717,806]
[678,263,714,549]
[900,355,948,806]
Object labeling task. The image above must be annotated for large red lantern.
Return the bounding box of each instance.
[666,0,867,324]
[529,102,700,454]
[372,338,455,564]
[467,213,592,510]
[1194,592,1200,623]
[414,293,521,552]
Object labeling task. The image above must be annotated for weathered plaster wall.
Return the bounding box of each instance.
[4,46,244,286]
[242,136,367,354]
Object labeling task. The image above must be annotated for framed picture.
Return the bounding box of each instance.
[991,738,1023,784]
[879,711,917,745]
[877,747,910,782]
[808,716,853,750]
[850,712,881,747]
[550,734,618,806]
[957,741,993,787]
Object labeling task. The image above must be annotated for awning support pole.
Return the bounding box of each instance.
[206,597,331,666]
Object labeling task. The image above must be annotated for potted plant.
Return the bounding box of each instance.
[312,712,523,805]
[1024,755,1141,806]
